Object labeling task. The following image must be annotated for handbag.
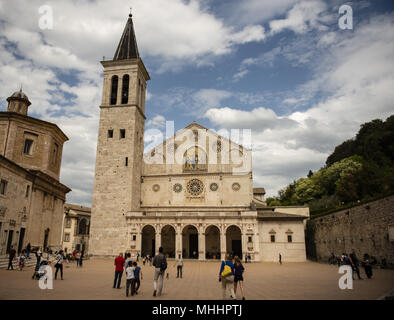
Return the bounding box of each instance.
[221,263,232,277]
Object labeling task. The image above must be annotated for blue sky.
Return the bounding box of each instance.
[0,0,393,205]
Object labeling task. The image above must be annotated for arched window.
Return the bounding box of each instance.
[110,76,118,105]
[121,75,129,104]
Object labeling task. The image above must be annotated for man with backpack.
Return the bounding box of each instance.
[152,247,167,297]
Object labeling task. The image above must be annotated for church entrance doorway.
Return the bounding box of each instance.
[226,225,242,258]
[141,225,155,257]
[205,225,220,259]
[182,225,198,259]
[161,225,175,258]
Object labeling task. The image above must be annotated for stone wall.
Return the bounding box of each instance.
[306,195,394,267]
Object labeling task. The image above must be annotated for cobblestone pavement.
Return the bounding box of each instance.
[0,259,393,300]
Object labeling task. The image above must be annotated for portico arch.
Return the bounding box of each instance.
[141,225,155,257]
[161,225,175,258]
[182,225,198,259]
[226,225,242,258]
[205,225,220,259]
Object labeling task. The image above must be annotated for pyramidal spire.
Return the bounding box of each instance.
[113,13,140,60]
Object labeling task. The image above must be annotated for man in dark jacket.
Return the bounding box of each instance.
[7,246,16,270]
[349,249,363,280]
[152,247,167,297]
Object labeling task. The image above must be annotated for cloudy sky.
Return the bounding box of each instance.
[0,0,393,206]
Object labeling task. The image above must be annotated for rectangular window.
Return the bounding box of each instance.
[52,143,58,165]
[65,219,71,228]
[108,130,113,138]
[125,157,128,167]
[248,236,252,242]
[0,180,7,195]
[270,235,275,243]
[64,233,70,242]
[23,139,33,155]
[287,235,293,243]
[25,185,30,198]
[132,235,136,241]
[120,129,126,139]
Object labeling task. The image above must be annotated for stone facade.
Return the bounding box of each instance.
[62,203,91,254]
[306,195,394,267]
[0,91,70,255]
[89,15,309,261]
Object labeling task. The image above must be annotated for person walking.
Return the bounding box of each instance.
[113,253,125,289]
[363,254,373,279]
[75,251,81,267]
[349,249,363,280]
[279,253,282,265]
[125,261,135,297]
[175,254,183,278]
[133,261,142,295]
[7,246,16,270]
[79,251,84,267]
[136,251,139,262]
[32,247,42,279]
[219,254,235,300]
[54,250,64,280]
[233,256,245,300]
[152,247,167,297]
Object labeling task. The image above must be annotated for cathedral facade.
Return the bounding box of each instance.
[89,15,309,262]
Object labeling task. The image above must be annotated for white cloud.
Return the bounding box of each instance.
[206,13,394,196]
[146,115,166,129]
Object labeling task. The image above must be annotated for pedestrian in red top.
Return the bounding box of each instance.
[113,253,125,289]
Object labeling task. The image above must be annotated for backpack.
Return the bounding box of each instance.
[160,256,167,272]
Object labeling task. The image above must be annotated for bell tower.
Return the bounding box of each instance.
[89,13,150,256]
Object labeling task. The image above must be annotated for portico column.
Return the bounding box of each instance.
[220,232,226,260]
[241,233,248,260]
[198,232,205,261]
[136,232,142,256]
[175,231,183,258]
[155,231,161,255]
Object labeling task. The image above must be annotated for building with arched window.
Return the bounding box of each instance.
[89,14,309,262]
[62,203,91,254]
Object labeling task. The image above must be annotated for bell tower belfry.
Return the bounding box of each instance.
[89,13,150,256]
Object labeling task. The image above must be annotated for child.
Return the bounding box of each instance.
[133,261,142,295]
[18,253,25,271]
[125,261,135,297]
[233,256,246,300]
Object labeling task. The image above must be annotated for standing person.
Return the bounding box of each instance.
[26,243,31,259]
[233,256,245,300]
[79,250,84,267]
[279,253,282,265]
[76,251,81,267]
[363,254,373,279]
[32,247,42,279]
[142,256,146,266]
[124,253,132,269]
[136,251,139,262]
[219,254,235,300]
[17,252,25,271]
[175,254,183,278]
[54,250,64,280]
[349,249,363,280]
[152,247,167,297]
[7,246,16,270]
[113,253,125,289]
[133,261,142,295]
[125,261,135,297]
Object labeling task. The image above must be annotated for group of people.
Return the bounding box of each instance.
[219,254,246,300]
[113,252,143,297]
[329,250,376,279]
[7,243,37,271]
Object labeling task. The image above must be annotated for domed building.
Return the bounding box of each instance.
[0,89,71,255]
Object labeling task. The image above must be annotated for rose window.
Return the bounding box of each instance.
[187,179,204,196]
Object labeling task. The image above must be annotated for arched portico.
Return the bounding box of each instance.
[182,225,199,259]
[226,225,242,258]
[161,225,176,258]
[141,225,155,257]
[205,225,220,259]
